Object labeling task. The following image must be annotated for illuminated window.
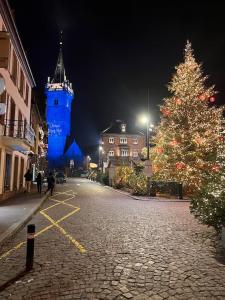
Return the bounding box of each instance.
[133,138,138,144]
[54,99,58,105]
[109,137,114,144]
[121,149,128,157]
[109,150,114,157]
[120,137,127,144]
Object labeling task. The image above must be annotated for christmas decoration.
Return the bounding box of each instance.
[175,162,185,170]
[175,98,182,105]
[156,147,164,154]
[209,96,215,103]
[212,164,220,172]
[170,139,178,147]
[219,136,224,143]
[161,108,171,116]
[151,40,223,195]
[198,94,206,101]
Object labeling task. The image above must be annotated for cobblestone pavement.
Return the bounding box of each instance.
[0,178,225,300]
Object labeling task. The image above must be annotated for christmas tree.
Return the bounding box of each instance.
[152,41,224,194]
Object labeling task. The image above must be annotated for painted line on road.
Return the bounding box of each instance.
[40,210,86,253]
[0,191,85,260]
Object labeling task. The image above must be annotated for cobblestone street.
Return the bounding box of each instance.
[0,178,225,299]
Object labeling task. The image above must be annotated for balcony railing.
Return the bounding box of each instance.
[1,120,35,147]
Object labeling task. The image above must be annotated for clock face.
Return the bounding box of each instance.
[0,77,6,95]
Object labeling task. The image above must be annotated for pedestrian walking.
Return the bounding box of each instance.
[24,169,32,193]
[36,172,42,194]
[45,172,55,196]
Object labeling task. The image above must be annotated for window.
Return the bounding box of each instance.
[133,150,138,158]
[109,150,114,157]
[0,91,6,124]
[11,50,18,84]
[19,69,24,96]
[133,138,138,144]
[54,99,58,105]
[25,83,29,105]
[109,137,114,144]
[121,149,129,157]
[4,153,12,190]
[120,137,127,144]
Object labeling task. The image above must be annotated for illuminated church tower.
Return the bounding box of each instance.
[46,36,83,169]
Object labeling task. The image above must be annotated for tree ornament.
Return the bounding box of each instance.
[175,162,185,170]
[219,136,224,143]
[198,94,206,101]
[209,96,215,103]
[175,98,182,105]
[156,147,164,154]
[212,164,220,172]
[161,108,171,117]
[170,139,178,147]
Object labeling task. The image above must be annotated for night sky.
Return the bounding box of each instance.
[9,0,225,159]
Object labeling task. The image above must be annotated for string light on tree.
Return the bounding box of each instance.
[151,40,223,194]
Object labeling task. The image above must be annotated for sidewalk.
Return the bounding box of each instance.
[103,184,190,202]
[0,189,48,245]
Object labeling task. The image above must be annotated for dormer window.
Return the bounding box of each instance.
[121,123,126,133]
[54,99,58,105]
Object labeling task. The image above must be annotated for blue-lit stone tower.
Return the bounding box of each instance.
[46,38,83,169]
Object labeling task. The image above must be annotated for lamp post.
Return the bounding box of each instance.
[139,115,154,160]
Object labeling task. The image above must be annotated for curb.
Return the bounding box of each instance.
[93,181,190,203]
[0,193,49,245]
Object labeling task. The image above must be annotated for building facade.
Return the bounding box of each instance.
[45,40,83,170]
[0,0,35,199]
[99,120,145,172]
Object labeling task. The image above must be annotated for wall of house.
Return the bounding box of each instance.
[0,13,33,198]
[101,133,145,161]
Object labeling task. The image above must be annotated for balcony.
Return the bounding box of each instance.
[0,120,35,150]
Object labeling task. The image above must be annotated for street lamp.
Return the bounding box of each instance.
[139,115,154,160]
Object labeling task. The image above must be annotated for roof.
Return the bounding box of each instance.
[51,47,66,84]
[101,120,144,136]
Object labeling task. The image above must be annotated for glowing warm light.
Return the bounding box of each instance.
[139,115,149,124]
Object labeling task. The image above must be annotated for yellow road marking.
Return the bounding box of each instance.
[0,242,25,260]
[0,192,86,260]
[40,211,86,253]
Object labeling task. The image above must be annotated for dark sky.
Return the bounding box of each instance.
[9,0,225,156]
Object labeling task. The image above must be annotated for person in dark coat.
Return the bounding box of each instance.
[45,172,55,196]
[36,172,42,194]
[24,169,32,193]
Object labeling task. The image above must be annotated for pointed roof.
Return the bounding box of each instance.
[51,31,66,83]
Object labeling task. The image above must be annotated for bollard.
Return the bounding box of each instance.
[178,183,183,200]
[26,224,35,272]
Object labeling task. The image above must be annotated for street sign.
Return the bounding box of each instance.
[0,103,6,115]
[0,77,5,95]
[143,159,153,177]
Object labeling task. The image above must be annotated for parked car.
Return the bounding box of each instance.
[80,172,89,178]
[55,172,66,184]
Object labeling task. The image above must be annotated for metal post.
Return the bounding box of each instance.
[178,183,183,200]
[26,224,35,271]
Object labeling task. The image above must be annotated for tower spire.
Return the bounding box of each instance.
[52,30,66,83]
